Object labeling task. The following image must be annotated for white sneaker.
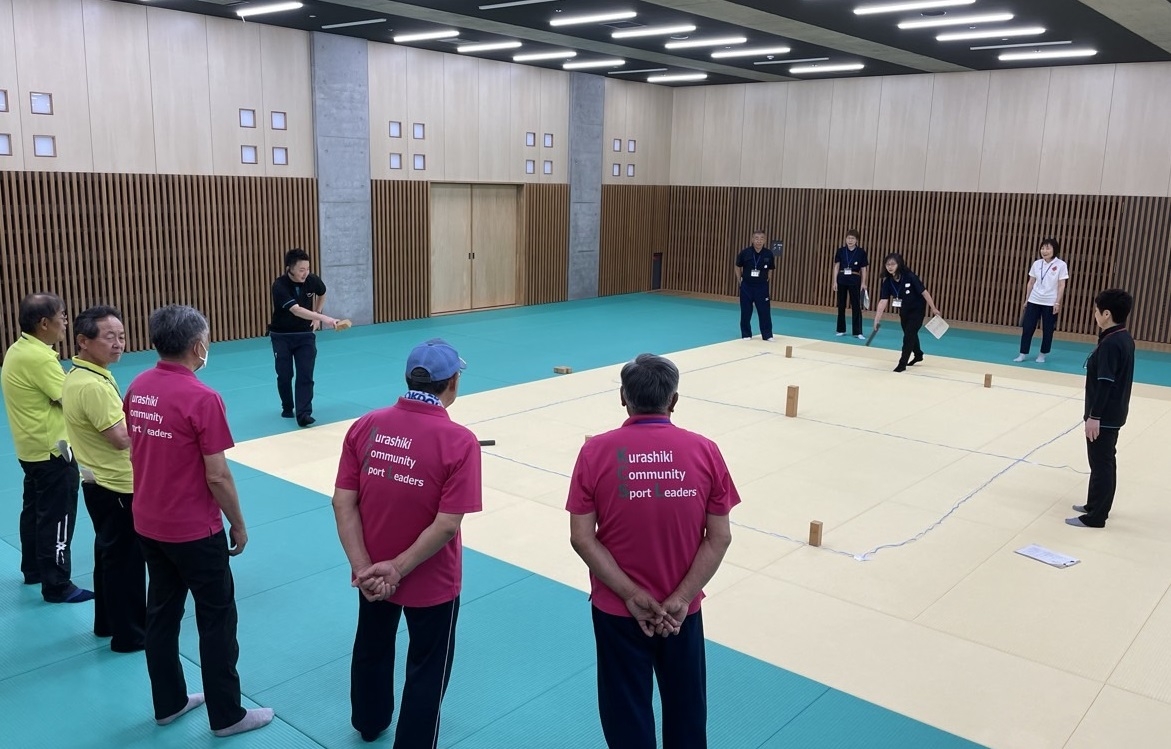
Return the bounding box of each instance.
[835,332,846,337]
[1036,354,1046,363]
[856,334,866,340]
[1012,354,1026,362]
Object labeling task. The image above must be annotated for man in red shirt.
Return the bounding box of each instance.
[334,338,482,748]
[568,353,739,749]
[126,305,273,738]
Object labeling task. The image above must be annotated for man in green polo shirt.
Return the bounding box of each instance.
[1,293,91,603]
[63,305,145,650]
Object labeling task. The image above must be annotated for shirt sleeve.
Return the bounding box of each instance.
[194,392,235,456]
[734,250,744,268]
[910,273,926,295]
[335,420,364,491]
[81,379,124,433]
[272,278,296,311]
[1028,260,1043,281]
[33,354,66,402]
[704,442,741,516]
[1058,261,1070,281]
[858,249,869,269]
[310,274,327,296]
[437,434,482,514]
[565,446,597,515]
[881,278,895,299]
[1089,342,1122,418]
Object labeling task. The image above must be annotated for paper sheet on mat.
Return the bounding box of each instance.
[925,315,949,339]
[1016,544,1080,568]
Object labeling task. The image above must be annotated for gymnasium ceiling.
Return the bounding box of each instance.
[120,0,1171,85]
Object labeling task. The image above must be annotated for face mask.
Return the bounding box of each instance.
[197,341,209,371]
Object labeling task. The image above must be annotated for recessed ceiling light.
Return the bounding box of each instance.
[937,26,1044,41]
[393,29,460,43]
[236,2,302,18]
[664,36,747,49]
[562,58,626,69]
[647,73,708,83]
[549,11,637,27]
[999,48,1097,61]
[898,12,1013,29]
[457,41,523,53]
[711,46,792,59]
[320,18,387,30]
[753,56,830,66]
[789,63,865,74]
[513,50,578,61]
[854,0,974,15]
[607,67,669,75]
[612,24,697,39]
[480,0,558,9]
[971,40,1070,50]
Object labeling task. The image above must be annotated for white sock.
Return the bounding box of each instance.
[213,707,274,738]
[1036,354,1046,363]
[157,693,205,726]
[1012,354,1026,362]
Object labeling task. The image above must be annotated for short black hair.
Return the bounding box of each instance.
[1040,238,1061,257]
[847,229,861,242]
[18,293,64,334]
[1094,288,1133,325]
[74,305,123,340]
[285,248,310,269]
[406,370,452,396]
[149,305,209,358]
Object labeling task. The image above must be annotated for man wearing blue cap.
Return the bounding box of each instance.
[331,338,483,748]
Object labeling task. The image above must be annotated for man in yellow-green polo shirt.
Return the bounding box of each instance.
[63,305,145,651]
[1,293,91,603]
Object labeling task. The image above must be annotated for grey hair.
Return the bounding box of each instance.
[620,353,679,415]
[149,305,209,358]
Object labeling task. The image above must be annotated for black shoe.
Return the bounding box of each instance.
[110,641,146,654]
[50,586,94,604]
[360,731,382,743]
[893,363,907,372]
[281,410,295,419]
[297,416,316,428]
[908,353,924,366]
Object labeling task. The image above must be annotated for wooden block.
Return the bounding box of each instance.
[785,385,799,418]
[984,373,993,388]
[584,434,593,442]
[784,345,793,358]
[553,366,573,374]
[809,520,823,547]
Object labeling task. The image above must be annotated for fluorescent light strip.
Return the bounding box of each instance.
[790,63,865,74]
[562,58,626,69]
[854,0,973,15]
[607,67,669,75]
[971,40,1070,50]
[753,56,829,66]
[711,46,792,59]
[612,24,696,39]
[937,26,1045,41]
[1000,48,1097,61]
[648,73,708,83]
[458,41,522,53]
[393,29,459,43]
[236,1,302,18]
[664,36,747,49]
[480,0,557,9]
[320,18,386,30]
[897,12,1012,29]
[513,50,577,61]
[549,11,636,27]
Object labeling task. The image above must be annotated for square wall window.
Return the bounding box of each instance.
[413,153,426,170]
[239,108,256,128]
[627,139,636,153]
[543,133,553,148]
[31,92,53,115]
[0,133,11,156]
[0,89,8,113]
[611,163,620,177]
[612,138,622,152]
[626,163,635,178]
[241,145,258,164]
[390,153,403,170]
[412,123,425,139]
[390,121,402,138]
[272,147,288,166]
[33,135,56,157]
[542,160,552,175]
[524,159,535,174]
[525,131,536,147]
[271,111,287,130]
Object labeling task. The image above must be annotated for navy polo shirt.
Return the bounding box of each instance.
[270,272,326,333]
[737,247,775,286]
[834,246,868,284]
[880,271,926,311]
[1084,325,1134,428]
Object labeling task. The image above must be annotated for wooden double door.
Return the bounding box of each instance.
[429,183,519,314]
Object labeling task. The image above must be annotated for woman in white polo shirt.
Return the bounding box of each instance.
[1015,238,1069,364]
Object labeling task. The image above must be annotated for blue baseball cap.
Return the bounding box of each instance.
[405,338,466,382]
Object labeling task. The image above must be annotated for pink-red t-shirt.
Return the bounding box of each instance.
[566,415,740,618]
[125,361,235,543]
[335,397,483,608]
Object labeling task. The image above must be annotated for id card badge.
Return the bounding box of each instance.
[843,268,852,275]
[892,299,903,309]
[750,269,761,278]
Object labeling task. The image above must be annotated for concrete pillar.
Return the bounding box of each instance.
[567,72,604,301]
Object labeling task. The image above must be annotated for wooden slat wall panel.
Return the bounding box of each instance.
[0,172,318,356]
[521,183,569,305]
[599,185,669,296]
[370,180,430,323]
[664,187,1170,342]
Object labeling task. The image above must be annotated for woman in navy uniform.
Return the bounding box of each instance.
[735,230,775,341]
[831,229,869,339]
[871,253,941,372]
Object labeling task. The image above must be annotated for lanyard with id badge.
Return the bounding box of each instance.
[749,251,768,278]
[890,278,903,308]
